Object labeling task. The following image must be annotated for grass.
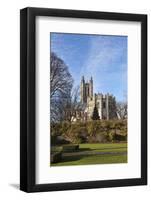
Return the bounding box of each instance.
[52,143,127,153]
[51,143,127,166]
[79,143,127,152]
[51,154,127,166]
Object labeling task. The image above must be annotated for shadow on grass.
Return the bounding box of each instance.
[61,154,85,163]
[70,147,91,152]
[52,151,127,165]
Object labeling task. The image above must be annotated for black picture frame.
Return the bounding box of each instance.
[20,7,147,192]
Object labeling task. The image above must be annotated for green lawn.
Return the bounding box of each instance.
[51,143,127,166]
[79,143,127,152]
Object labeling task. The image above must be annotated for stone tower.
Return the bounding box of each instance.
[80,76,117,120]
[80,76,85,103]
[80,76,93,103]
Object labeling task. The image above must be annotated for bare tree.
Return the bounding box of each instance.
[50,52,73,122]
[63,86,84,122]
[50,52,73,98]
[116,101,127,119]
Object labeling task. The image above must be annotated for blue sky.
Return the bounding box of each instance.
[50,33,127,102]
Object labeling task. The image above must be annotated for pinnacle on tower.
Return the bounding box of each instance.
[81,76,85,82]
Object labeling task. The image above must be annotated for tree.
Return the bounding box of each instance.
[116,101,127,119]
[91,105,100,120]
[50,52,73,122]
[63,86,84,122]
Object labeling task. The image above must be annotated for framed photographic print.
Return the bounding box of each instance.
[20,7,147,192]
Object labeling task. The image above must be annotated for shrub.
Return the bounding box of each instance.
[96,133,107,143]
[114,134,127,141]
[87,120,101,136]
[51,135,70,145]
[51,120,127,144]
[65,123,88,143]
[105,131,115,142]
[60,121,71,135]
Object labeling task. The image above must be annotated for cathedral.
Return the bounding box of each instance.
[80,76,117,120]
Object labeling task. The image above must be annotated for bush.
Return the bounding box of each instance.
[87,120,101,136]
[51,135,70,145]
[51,120,127,144]
[65,123,88,143]
[106,132,114,142]
[96,133,107,143]
[60,122,71,135]
[114,134,127,141]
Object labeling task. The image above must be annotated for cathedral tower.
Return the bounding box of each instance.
[80,76,85,103]
[80,76,93,103]
[80,76,117,120]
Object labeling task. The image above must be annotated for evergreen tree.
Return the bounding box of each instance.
[91,105,100,120]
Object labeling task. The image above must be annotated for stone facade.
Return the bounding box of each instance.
[80,76,117,120]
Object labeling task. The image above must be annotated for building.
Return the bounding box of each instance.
[80,76,117,120]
